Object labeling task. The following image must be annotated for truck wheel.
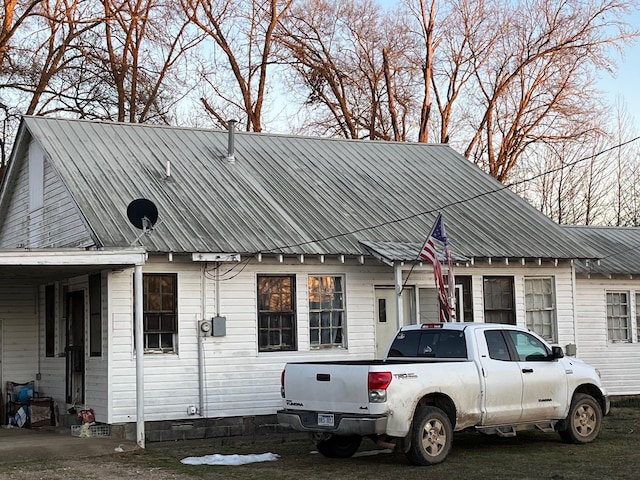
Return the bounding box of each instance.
[558,393,603,444]
[315,434,362,458]
[405,406,453,466]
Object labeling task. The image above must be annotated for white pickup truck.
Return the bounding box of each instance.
[277,322,610,465]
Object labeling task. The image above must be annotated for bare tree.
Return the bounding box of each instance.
[402,0,438,143]
[609,98,639,226]
[182,0,293,132]
[277,0,404,139]
[457,0,635,182]
[279,0,636,185]
[17,1,102,116]
[94,0,202,123]
[0,0,41,71]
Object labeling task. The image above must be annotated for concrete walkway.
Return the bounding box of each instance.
[0,426,138,464]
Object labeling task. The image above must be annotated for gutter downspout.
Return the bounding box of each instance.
[134,264,145,449]
[198,263,206,417]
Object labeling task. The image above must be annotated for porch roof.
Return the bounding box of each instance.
[359,240,471,266]
[0,248,146,283]
[563,225,640,276]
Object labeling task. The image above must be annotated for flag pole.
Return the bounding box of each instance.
[400,213,443,293]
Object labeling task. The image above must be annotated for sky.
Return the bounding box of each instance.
[599,12,640,130]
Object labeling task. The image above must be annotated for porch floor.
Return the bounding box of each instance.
[0,426,138,464]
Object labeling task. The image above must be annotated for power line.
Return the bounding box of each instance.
[206,134,640,279]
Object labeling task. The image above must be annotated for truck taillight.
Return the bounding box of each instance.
[368,371,392,403]
[280,369,285,398]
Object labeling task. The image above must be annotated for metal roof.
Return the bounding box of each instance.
[563,225,640,275]
[3,116,600,259]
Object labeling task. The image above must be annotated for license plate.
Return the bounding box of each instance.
[317,413,334,427]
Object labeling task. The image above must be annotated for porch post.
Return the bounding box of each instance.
[134,263,145,448]
[394,262,404,330]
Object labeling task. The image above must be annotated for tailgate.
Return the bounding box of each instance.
[283,363,371,413]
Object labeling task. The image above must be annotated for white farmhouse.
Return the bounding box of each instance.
[0,117,617,445]
[564,225,640,396]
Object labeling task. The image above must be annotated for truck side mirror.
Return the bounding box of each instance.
[551,346,564,359]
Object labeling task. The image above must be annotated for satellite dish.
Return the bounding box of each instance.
[127,198,158,231]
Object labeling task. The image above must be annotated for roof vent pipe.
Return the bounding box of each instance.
[224,119,238,163]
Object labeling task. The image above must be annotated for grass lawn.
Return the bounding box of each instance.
[126,405,640,480]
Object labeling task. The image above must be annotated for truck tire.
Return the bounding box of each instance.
[558,393,603,444]
[315,434,362,458]
[405,406,453,466]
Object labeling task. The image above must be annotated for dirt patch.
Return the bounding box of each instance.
[0,458,197,480]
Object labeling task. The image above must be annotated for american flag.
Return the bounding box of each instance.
[418,214,456,322]
[419,238,437,263]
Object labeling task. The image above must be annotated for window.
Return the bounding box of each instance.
[485,330,510,361]
[89,274,102,357]
[456,276,473,322]
[387,330,467,358]
[308,275,345,347]
[45,285,55,357]
[483,276,515,324]
[607,292,630,342]
[506,330,550,362]
[257,275,296,351]
[378,298,387,323]
[142,274,177,353]
[525,277,556,342]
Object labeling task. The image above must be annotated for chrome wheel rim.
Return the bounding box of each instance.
[572,403,597,437]
[421,418,446,457]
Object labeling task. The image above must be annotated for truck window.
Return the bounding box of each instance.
[506,331,550,361]
[388,330,467,359]
[485,330,511,361]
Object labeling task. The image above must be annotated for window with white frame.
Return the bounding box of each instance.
[257,275,297,351]
[142,273,178,353]
[308,275,345,347]
[483,276,515,324]
[525,277,557,342]
[606,291,630,342]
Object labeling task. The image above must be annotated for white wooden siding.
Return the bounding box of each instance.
[575,277,640,395]
[0,141,92,249]
[0,283,38,386]
[0,150,29,248]
[103,256,577,423]
[0,257,581,426]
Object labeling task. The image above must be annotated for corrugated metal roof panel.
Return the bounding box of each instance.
[19,116,598,258]
[564,225,640,274]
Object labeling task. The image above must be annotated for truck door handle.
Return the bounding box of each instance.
[317,373,331,382]
[522,368,534,373]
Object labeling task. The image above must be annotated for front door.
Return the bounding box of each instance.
[374,287,414,358]
[65,290,85,405]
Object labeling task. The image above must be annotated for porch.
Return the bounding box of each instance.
[0,426,137,463]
